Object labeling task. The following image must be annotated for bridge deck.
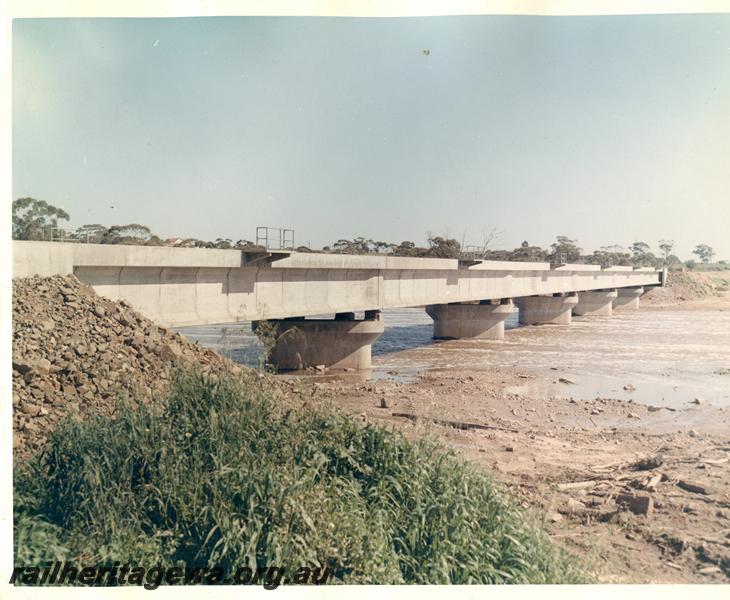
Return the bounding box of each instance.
[13,241,662,327]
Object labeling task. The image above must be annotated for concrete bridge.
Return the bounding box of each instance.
[13,241,664,371]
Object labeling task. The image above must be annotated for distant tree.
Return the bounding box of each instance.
[685,259,697,271]
[480,227,503,258]
[73,223,108,243]
[212,238,232,249]
[587,247,632,267]
[548,236,582,263]
[425,236,461,259]
[373,240,395,254]
[630,241,649,257]
[630,241,656,267]
[665,254,682,269]
[102,224,153,245]
[332,238,362,254]
[331,237,382,254]
[658,240,675,264]
[178,238,207,248]
[12,197,70,240]
[391,241,421,257]
[482,249,512,261]
[509,241,547,262]
[693,244,714,264]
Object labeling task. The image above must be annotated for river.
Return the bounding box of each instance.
[176,306,730,409]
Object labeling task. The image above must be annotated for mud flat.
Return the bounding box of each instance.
[306,290,730,583]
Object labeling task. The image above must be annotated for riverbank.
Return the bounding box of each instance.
[303,287,730,583]
[12,272,730,583]
[11,276,585,584]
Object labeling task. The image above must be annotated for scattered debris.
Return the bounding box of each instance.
[631,455,664,471]
[391,412,520,433]
[558,377,575,385]
[556,480,598,491]
[546,512,563,523]
[676,480,711,495]
[559,498,587,515]
[642,473,663,492]
[616,493,654,516]
[623,383,636,392]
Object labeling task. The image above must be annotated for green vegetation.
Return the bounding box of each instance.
[13,197,724,267]
[14,369,585,584]
[12,197,70,241]
[692,243,715,264]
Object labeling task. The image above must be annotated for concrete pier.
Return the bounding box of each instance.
[426,300,515,340]
[573,289,618,316]
[613,287,644,311]
[518,294,579,325]
[253,311,384,371]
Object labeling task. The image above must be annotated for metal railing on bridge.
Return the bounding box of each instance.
[256,227,295,251]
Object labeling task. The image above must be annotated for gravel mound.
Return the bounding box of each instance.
[12,275,242,458]
[643,271,724,304]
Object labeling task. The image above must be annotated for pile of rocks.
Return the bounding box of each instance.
[12,275,241,458]
[643,271,722,304]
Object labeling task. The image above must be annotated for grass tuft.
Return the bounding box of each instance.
[15,368,586,584]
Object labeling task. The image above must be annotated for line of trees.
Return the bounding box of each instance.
[321,235,461,259]
[11,197,259,249]
[11,197,722,268]
[322,235,721,269]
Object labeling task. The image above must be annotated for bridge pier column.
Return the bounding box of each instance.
[573,289,618,316]
[253,311,384,371]
[425,299,515,340]
[613,287,644,311]
[517,293,578,325]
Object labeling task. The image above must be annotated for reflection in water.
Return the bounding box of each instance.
[176,323,262,367]
[176,308,730,409]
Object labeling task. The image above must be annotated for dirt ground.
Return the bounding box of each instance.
[306,285,730,584]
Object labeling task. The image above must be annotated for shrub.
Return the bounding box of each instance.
[14,369,585,584]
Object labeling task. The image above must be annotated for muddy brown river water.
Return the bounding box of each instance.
[177,306,730,410]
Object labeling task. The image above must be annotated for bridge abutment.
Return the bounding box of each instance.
[518,293,579,325]
[613,287,644,311]
[253,311,384,371]
[573,289,618,316]
[426,300,516,340]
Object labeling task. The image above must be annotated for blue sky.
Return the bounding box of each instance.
[12,15,730,258]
